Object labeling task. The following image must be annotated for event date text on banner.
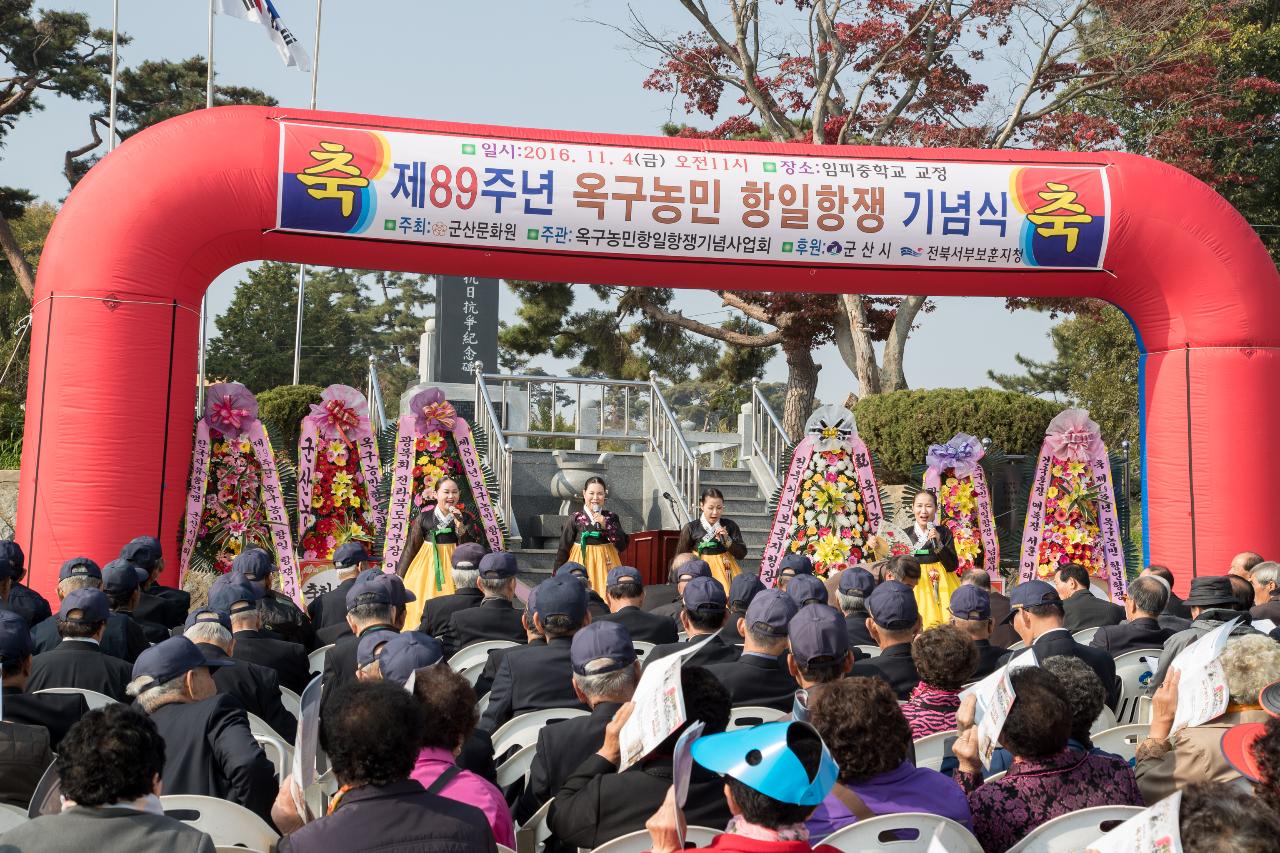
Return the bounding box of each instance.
[276,121,1111,271]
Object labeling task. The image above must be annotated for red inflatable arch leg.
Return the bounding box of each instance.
[17,107,1280,597]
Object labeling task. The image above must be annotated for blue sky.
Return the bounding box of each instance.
[0,0,1057,404]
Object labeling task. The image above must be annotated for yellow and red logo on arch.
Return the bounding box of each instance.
[279,123,390,234]
[1011,167,1108,268]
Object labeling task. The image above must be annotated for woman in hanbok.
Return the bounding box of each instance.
[870,490,960,629]
[398,475,482,625]
[554,476,628,594]
[675,488,747,593]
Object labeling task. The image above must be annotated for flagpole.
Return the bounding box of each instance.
[292,0,322,386]
[107,0,120,152]
[198,0,215,412]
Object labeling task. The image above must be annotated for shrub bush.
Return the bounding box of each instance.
[256,384,324,454]
[853,388,1061,484]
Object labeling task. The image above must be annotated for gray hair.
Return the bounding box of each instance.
[451,568,480,590]
[229,607,262,630]
[56,576,101,599]
[836,590,865,615]
[572,660,639,701]
[478,577,513,597]
[184,622,233,649]
[1253,562,1280,589]
[1221,634,1280,705]
[127,674,189,714]
[1179,780,1280,850]
[1128,576,1170,616]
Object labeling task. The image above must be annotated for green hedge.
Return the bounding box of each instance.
[257,384,324,454]
[853,388,1060,483]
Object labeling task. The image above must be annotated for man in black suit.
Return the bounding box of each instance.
[515,620,639,824]
[785,602,891,703]
[861,580,922,699]
[184,608,296,743]
[775,552,817,592]
[318,571,412,707]
[31,557,148,662]
[719,572,764,645]
[307,541,368,641]
[554,563,609,619]
[946,585,1006,679]
[480,576,591,732]
[0,540,52,629]
[1143,565,1193,622]
[102,558,169,645]
[835,567,875,647]
[598,565,679,645]
[642,553,691,614]
[999,579,1119,709]
[649,557,712,623]
[1090,575,1178,657]
[230,548,317,651]
[704,589,799,711]
[27,588,134,702]
[0,719,52,810]
[960,569,1018,648]
[643,577,741,669]
[415,542,486,638]
[446,552,528,655]
[785,574,829,608]
[1,609,89,750]
[214,578,312,694]
[128,636,277,823]
[474,591,545,698]
[120,536,189,630]
[1054,562,1125,632]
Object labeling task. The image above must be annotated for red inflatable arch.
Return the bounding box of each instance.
[17,106,1280,598]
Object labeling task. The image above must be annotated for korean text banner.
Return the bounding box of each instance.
[276,121,1111,270]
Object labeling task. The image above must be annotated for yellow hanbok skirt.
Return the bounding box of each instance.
[570,541,622,596]
[915,560,962,630]
[403,542,456,628]
[701,552,741,595]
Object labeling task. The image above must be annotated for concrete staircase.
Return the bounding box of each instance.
[700,466,771,575]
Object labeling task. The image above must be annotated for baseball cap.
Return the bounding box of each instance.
[533,576,588,623]
[1182,576,1238,609]
[58,588,109,623]
[728,573,765,611]
[676,559,712,583]
[786,575,829,608]
[346,574,417,610]
[0,541,23,581]
[231,548,273,582]
[555,562,588,580]
[131,637,232,689]
[356,627,398,669]
[377,631,444,685]
[571,621,637,675]
[478,552,518,579]
[745,589,799,638]
[333,541,369,568]
[788,603,849,666]
[102,559,147,594]
[59,556,102,582]
[451,543,486,571]
[867,580,919,630]
[0,610,31,664]
[207,578,264,614]
[692,721,838,806]
[606,565,643,588]
[948,585,991,621]
[184,607,232,631]
[1003,579,1063,623]
[837,567,874,597]
[682,576,727,612]
[779,553,815,577]
[120,537,163,571]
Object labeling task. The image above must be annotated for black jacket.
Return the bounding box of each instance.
[148,694,278,824]
[258,591,317,651]
[2,685,88,750]
[1062,590,1126,632]
[306,577,356,633]
[0,720,52,810]
[971,639,1006,680]
[315,620,354,647]
[843,610,875,647]
[674,519,748,561]
[550,752,732,850]
[31,611,147,662]
[1003,628,1120,709]
[599,605,679,645]
[862,643,920,700]
[479,637,588,732]
[1089,616,1177,658]
[319,624,398,710]
[644,633,741,669]
[895,524,959,573]
[642,583,679,612]
[116,609,170,646]
[1164,590,1193,621]
[704,653,798,712]
[27,639,133,702]
[447,598,527,656]
[198,643,296,744]
[718,616,745,645]
[474,639,542,698]
[231,629,311,694]
[4,583,51,629]
[417,587,485,638]
[134,591,186,631]
[277,778,496,853]
[515,701,620,825]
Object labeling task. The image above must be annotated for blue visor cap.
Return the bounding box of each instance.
[691,720,838,806]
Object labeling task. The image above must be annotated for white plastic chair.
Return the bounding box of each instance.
[492,707,589,758]
[1006,805,1145,852]
[633,641,656,660]
[215,847,267,853]
[246,710,290,743]
[1007,639,1027,652]
[855,644,881,659]
[1089,703,1118,735]
[449,639,519,672]
[0,803,28,832]
[31,687,116,709]
[476,690,492,717]
[1071,627,1100,646]
[587,826,723,853]
[497,742,538,790]
[279,685,301,720]
[822,813,982,852]
[911,730,957,772]
[516,797,554,853]
[307,643,334,676]
[160,794,279,850]
[1112,648,1161,724]
[1089,723,1147,765]
[727,705,788,730]
[253,732,293,784]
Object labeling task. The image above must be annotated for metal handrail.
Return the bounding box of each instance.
[473,362,520,545]
[750,380,789,489]
[648,371,697,524]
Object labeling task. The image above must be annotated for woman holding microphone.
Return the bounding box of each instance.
[398,475,483,623]
[675,488,747,593]
[555,476,629,594]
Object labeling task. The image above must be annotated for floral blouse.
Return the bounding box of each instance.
[902,682,963,740]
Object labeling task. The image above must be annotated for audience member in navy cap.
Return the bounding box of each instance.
[127,637,278,823]
[318,572,412,706]
[598,565,678,645]
[648,557,712,623]
[947,583,1005,678]
[27,588,133,702]
[777,553,815,590]
[644,576,740,669]
[120,535,188,630]
[445,552,526,655]
[183,607,296,744]
[555,562,610,619]
[720,572,766,644]
[862,580,922,698]
[1,608,91,752]
[479,576,591,732]
[231,547,316,651]
[216,576,310,696]
[30,556,147,661]
[705,588,800,712]
[788,603,854,690]
[0,540,51,629]
[102,558,168,646]
[416,542,488,639]
[375,631,445,686]
[787,574,830,608]
[836,567,876,647]
[308,541,371,642]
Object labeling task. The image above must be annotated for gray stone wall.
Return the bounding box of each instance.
[0,471,16,539]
